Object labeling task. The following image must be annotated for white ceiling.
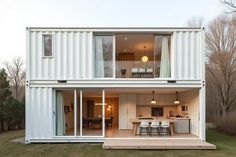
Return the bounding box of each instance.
[116,34,154,56]
[79,88,196,97]
[61,88,198,97]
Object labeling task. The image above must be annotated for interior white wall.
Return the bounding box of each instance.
[136,93,177,117]
[136,106,177,117]
[119,93,136,129]
[179,89,199,136]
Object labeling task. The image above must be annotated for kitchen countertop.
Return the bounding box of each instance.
[175,117,190,120]
[135,117,190,120]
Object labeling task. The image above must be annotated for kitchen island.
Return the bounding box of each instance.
[130,117,190,136]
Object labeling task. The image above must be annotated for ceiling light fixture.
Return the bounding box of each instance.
[151,90,157,104]
[124,37,128,40]
[95,103,107,106]
[174,91,180,104]
[142,56,148,63]
[142,46,148,63]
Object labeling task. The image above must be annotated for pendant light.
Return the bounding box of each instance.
[142,46,148,63]
[151,90,157,104]
[174,91,180,104]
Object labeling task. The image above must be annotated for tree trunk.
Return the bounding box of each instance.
[8,124,10,131]
[0,121,4,132]
[222,107,227,117]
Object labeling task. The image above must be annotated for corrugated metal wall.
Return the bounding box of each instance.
[29,29,203,81]
[30,31,93,80]
[26,87,54,139]
[173,31,202,80]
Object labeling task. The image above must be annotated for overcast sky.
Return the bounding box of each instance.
[0,0,224,63]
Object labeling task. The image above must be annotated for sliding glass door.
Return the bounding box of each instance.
[82,89,103,136]
[55,90,75,136]
[55,89,105,137]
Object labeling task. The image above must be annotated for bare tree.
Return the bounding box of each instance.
[4,57,25,100]
[206,15,236,117]
[186,16,204,27]
[206,66,223,120]
[223,0,236,12]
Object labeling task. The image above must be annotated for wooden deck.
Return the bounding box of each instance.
[102,138,216,150]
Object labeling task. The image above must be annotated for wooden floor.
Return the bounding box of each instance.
[103,138,216,150]
[105,126,198,138]
[67,126,199,138]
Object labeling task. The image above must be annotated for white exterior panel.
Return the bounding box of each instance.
[26,87,54,142]
[29,31,93,80]
[173,31,202,80]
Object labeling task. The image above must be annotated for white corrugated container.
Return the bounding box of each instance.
[27,27,204,81]
[26,27,206,143]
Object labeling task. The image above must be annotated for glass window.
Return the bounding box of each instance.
[94,36,113,78]
[82,89,103,136]
[43,34,52,57]
[154,35,171,78]
[115,34,155,78]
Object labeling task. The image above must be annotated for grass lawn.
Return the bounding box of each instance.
[0,130,236,157]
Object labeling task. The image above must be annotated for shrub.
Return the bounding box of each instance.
[214,111,236,136]
[3,97,24,130]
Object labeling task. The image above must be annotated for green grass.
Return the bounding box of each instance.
[0,130,236,157]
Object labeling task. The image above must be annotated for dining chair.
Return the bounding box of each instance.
[82,118,89,128]
[139,120,149,135]
[160,120,170,136]
[150,121,160,136]
[105,117,113,128]
[91,118,102,129]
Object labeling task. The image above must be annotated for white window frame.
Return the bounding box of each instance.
[93,35,115,79]
[42,33,54,58]
[54,88,105,138]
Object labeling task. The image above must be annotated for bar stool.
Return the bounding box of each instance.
[160,120,170,136]
[149,121,160,136]
[139,120,149,135]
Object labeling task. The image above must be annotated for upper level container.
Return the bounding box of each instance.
[26,27,205,82]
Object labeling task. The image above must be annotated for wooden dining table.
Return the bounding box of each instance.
[130,118,176,136]
[83,118,111,129]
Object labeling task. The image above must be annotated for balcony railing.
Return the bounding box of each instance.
[116,61,161,78]
[95,61,170,79]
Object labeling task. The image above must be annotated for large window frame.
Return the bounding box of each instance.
[93,35,116,79]
[93,33,173,79]
[54,89,105,138]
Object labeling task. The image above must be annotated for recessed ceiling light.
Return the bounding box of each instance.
[124,37,128,40]
[124,49,127,52]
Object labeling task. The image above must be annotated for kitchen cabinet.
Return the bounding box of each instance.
[175,118,190,133]
[119,94,136,129]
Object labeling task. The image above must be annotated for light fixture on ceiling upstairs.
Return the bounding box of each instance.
[142,46,148,63]
[142,56,148,63]
[150,90,157,104]
[174,91,180,104]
